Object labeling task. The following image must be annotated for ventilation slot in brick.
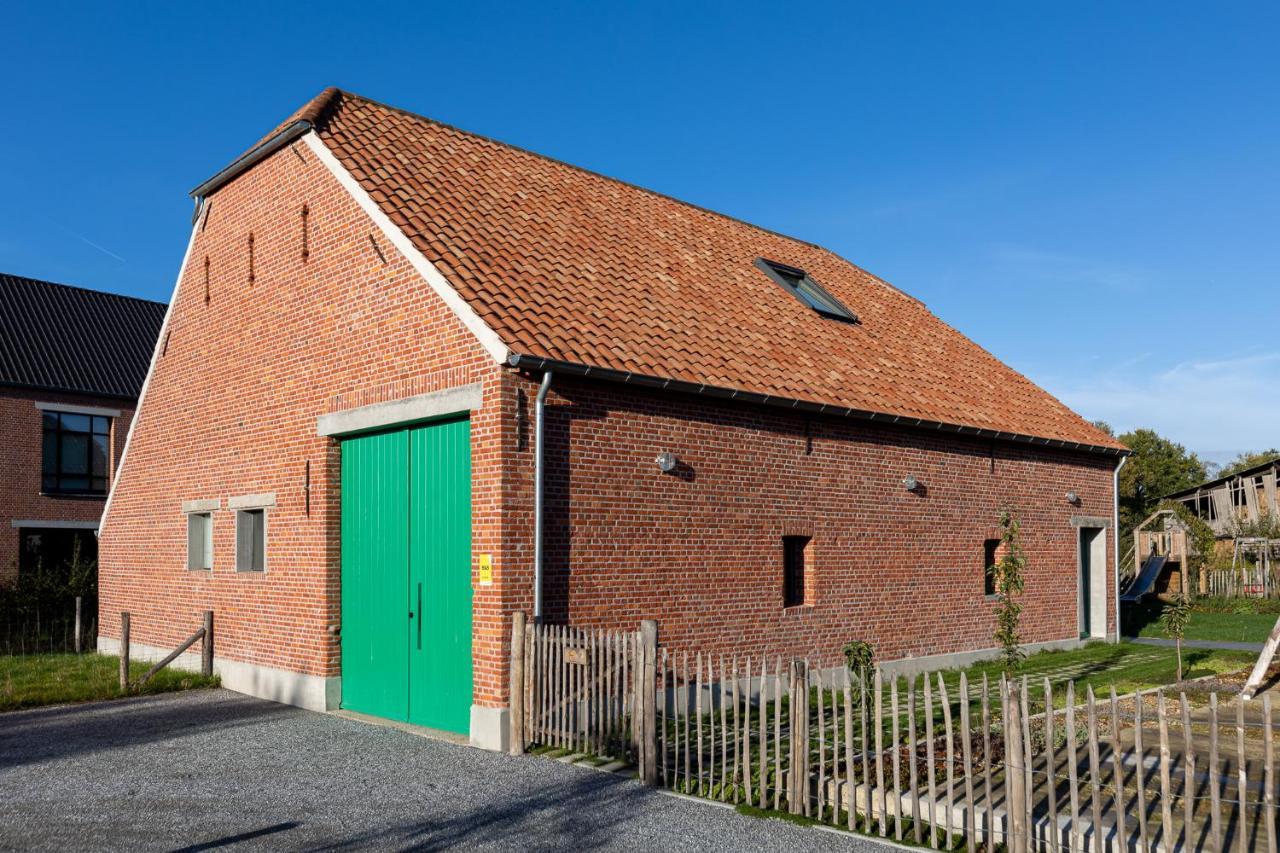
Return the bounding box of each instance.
[301,204,310,262]
[248,232,255,286]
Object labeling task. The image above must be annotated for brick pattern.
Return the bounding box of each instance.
[497,374,1117,666]
[98,137,514,706]
[0,388,134,583]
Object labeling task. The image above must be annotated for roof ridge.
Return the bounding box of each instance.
[0,271,165,307]
[324,88,832,253]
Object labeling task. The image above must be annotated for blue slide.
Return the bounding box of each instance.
[1120,554,1168,603]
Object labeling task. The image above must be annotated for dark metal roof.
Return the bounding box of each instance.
[0,272,166,400]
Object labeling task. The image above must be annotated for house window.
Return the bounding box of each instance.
[42,411,110,494]
[235,509,266,572]
[755,258,857,323]
[187,512,213,571]
[783,535,811,607]
[984,538,1002,596]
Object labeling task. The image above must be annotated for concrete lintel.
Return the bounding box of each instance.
[470,704,510,752]
[97,636,339,712]
[1070,515,1112,529]
[10,519,100,530]
[228,493,276,510]
[182,498,221,513]
[317,383,483,438]
[34,401,123,417]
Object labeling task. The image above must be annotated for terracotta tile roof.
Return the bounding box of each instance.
[252,89,1125,452]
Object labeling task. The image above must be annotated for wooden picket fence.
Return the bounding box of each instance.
[508,614,1280,852]
[1206,566,1277,598]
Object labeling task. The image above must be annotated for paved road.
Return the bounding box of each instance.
[0,689,893,852]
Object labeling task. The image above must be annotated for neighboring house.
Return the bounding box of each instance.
[99,88,1126,750]
[0,273,165,583]
[1169,458,1279,537]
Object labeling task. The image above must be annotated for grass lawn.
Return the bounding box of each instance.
[1127,598,1280,644]
[0,653,220,712]
[893,641,1255,718]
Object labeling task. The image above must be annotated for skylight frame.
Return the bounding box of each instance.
[755,258,858,323]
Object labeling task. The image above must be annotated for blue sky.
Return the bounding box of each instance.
[4,2,1277,464]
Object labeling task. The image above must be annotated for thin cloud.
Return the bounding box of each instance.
[984,243,1149,293]
[1035,351,1280,457]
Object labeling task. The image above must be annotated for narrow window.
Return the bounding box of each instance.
[187,512,213,571]
[235,508,267,572]
[783,535,811,607]
[984,538,1001,596]
[755,258,857,323]
[42,411,111,494]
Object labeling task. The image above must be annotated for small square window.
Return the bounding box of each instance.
[984,538,1002,596]
[236,508,266,572]
[41,409,112,495]
[783,535,811,607]
[187,512,213,571]
[756,259,857,323]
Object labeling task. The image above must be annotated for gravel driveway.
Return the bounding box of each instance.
[0,689,894,851]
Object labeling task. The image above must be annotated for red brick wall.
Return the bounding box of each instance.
[497,374,1118,668]
[100,131,1118,716]
[0,388,134,583]
[97,135,514,705]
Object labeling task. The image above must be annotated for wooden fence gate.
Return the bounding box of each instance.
[509,613,654,770]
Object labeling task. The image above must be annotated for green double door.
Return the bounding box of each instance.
[340,417,472,734]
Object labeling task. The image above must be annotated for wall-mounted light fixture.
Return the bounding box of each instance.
[903,475,919,492]
[1066,491,1080,505]
[656,452,678,473]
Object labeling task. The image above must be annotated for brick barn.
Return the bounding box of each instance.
[1,273,164,585]
[99,88,1126,750]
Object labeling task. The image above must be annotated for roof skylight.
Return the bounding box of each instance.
[755,259,857,323]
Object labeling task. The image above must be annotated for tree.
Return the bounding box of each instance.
[1160,593,1192,682]
[1217,449,1280,479]
[992,509,1028,675]
[1118,429,1209,553]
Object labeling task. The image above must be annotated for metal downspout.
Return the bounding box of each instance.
[1113,454,1128,643]
[534,371,554,623]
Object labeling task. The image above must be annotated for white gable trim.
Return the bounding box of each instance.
[302,132,510,366]
[99,221,199,538]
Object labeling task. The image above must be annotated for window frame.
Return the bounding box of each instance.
[235,507,268,573]
[983,538,1002,597]
[755,258,858,323]
[186,511,214,571]
[782,535,812,608]
[41,409,112,495]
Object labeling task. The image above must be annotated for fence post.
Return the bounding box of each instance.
[74,596,82,654]
[509,611,527,755]
[1004,679,1028,853]
[788,659,809,815]
[201,610,214,677]
[119,612,131,691]
[639,620,658,785]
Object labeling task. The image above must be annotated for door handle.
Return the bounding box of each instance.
[416,582,423,650]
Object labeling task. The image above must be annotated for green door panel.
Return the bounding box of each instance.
[408,417,473,734]
[340,417,472,736]
[340,428,410,721]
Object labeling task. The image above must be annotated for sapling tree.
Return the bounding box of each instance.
[1161,592,1193,682]
[992,509,1028,676]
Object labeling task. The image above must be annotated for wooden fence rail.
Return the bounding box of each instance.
[117,610,214,690]
[508,612,1280,852]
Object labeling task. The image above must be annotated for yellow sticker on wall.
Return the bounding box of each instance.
[478,553,493,586]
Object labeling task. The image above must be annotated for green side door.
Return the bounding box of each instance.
[340,417,473,735]
[340,428,410,721]
[408,417,473,733]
